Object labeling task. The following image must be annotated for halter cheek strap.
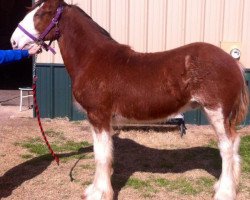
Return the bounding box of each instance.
[18,24,56,54]
[38,5,64,41]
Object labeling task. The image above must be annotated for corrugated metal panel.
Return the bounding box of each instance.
[53,66,72,117]
[241,0,250,69]
[73,0,91,15]
[147,0,167,52]
[110,0,129,44]
[53,42,63,64]
[92,0,111,32]
[37,0,250,67]
[223,0,244,42]
[166,0,186,49]
[185,0,206,44]
[36,65,53,118]
[36,64,85,120]
[244,70,250,125]
[128,0,148,52]
[203,0,224,45]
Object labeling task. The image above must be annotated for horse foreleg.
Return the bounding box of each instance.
[204,107,236,200]
[84,129,114,200]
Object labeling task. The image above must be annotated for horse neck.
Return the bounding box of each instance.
[57,6,116,81]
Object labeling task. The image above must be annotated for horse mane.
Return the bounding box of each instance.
[70,4,114,41]
[29,0,46,10]
[29,1,114,41]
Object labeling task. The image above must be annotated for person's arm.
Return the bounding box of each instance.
[0,45,41,65]
[0,50,29,65]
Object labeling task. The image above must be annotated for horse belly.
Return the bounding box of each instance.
[114,93,190,123]
[112,113,184,126]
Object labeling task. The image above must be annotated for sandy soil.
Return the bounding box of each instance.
[0,105,249,200]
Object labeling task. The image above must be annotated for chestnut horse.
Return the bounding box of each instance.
[11,0,249,199]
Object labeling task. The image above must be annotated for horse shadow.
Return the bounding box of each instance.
[111,131,221,199]
[0,146,93,198]
[0,130,221,199]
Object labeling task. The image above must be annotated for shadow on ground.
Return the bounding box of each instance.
[0,146,93,198]
[112,135,221,199]
[0,133,221,199]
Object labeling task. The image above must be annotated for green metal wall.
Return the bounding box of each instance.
[36,64,84,120]
[36,64,250,125]
[244,69,250,125]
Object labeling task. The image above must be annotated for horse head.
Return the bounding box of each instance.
[11,0,64,50]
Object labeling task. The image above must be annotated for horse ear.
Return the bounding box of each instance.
[43,0,64,10]
[48,0,65,4]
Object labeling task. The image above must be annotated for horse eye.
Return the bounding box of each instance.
[35,12,45,18]
[34,12,42,17]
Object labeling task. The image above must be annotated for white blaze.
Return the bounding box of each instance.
[10,5,42,50]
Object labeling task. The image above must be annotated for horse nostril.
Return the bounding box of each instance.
[11,40,18,49]
[12,40,17,47]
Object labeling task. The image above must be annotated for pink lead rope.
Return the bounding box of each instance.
[32,75,60,165]
[17,5,64,165]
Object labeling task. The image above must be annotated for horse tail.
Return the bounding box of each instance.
[232,62,249,125]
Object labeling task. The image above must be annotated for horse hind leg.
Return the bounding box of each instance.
[204,106,237,200]
[230,123,241,190]
[83,126,114,200]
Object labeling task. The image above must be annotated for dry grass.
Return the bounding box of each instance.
[0,106,250,200]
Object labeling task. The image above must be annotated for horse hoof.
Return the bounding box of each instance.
[214,179,236,200]
[214,190,236,200]
[82,184,113,200]
[82,184,101,200]
[214,180,220,193]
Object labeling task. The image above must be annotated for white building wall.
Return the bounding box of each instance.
[37,0,250,68]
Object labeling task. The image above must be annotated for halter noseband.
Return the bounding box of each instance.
[18,5,64,55]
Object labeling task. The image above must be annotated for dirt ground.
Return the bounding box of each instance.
[0,105,250,200]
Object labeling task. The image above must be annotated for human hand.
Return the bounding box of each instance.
[28,44,42,55]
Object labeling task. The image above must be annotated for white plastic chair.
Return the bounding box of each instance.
[19,87,33,111]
